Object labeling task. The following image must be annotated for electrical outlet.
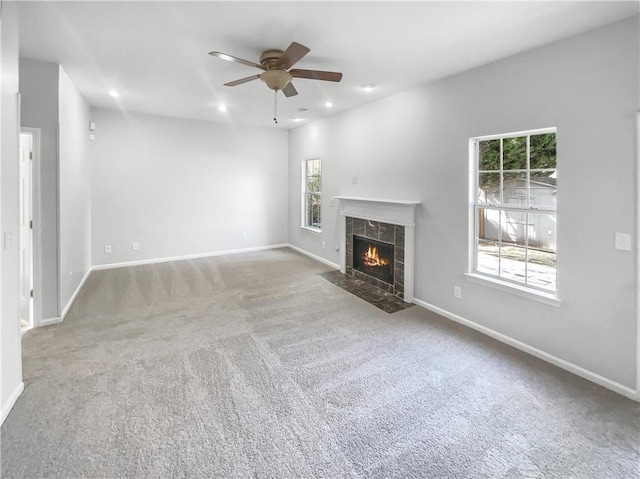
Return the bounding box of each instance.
[104,245,112,254]
[69,271,73,281]
[132,242,139,251]
[242,232,248,240]
[454,286,462,299]
[329,199,336,207]
[351,176,359,185]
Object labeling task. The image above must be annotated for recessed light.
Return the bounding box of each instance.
[108,90,120,98]
[292,118,304,122]
[360,84,376,91]
[217,104,228,112]
[324,101,333,108]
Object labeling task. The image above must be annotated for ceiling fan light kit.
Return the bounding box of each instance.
[209,41,343,123]
[259,70,293,91]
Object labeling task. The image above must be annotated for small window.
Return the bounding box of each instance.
[472,129,557,293]
[302,158,321,230]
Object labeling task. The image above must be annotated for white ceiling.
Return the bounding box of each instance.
[17,1,639,130]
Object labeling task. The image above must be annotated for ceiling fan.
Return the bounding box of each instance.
[208,41,343,98]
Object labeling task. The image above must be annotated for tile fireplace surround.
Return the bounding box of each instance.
[335,197,420,303]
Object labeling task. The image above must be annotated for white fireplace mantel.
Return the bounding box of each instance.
[335,196,421,303]
[333,196,420,227]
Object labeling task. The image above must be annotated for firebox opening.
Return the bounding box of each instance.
[353,235,394,285]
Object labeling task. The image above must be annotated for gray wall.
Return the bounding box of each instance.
[288,17,639,389]
[90,109,288,265]
[19,58,60,320]
[58,66,91,307]
[1,1,23,421]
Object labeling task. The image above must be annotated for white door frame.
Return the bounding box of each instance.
[636,111,640,400]
[18,131,33,330]
[20,127,42,328]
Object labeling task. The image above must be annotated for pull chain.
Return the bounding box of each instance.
[273,90,278,124]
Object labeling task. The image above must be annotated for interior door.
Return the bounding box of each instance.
[19,132,33,327]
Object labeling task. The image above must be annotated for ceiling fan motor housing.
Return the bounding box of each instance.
[259,49,285,69]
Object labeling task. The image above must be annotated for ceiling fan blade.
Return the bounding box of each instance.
[209,51,265,70]
[279,42,310,69]
[282,82,298,97]
[224,74,260,87]
[289,69,343,82]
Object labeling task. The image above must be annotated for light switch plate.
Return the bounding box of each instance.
[614,232,632,251]
[3,231,13,250]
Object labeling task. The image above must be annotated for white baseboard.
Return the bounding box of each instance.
[38,245,291,328]
[287,244,340,270]
[91,244,289,271]
[38,267,92,328]
[1,381,24,425]
[413,298,639,402]
[39,316,63,327]
[60,267,92,319]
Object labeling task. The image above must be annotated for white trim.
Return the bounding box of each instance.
[60,266,92,319]
[413,298,639,401]
[91,244,289,271]
[37,245,290,327]
[287,244,340,270]
[20,128,42,327]
[1,381,24,425]
[465,273,561,307]
[38,268,91,327]
[474,126,556,142]
[40,316,63,327]
[302,158,322,230]
[333,196,421,206]
[334,196,420,227]
[470,128,558,299]
[636,111,640,397]
[300,226,321,235]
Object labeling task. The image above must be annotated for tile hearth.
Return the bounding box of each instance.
[320,270,414,314]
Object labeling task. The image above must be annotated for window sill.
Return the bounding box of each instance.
[300,226,322,235]
[464,273,561,307]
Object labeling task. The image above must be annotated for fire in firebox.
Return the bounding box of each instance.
[353,235,394,284]
[363,245,388,267]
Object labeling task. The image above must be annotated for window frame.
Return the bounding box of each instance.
[468,127,559,304]
[301,158,322,232]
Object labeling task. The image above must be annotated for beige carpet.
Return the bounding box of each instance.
[1,248,638,478]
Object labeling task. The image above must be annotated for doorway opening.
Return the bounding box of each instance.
[19,131,34,333]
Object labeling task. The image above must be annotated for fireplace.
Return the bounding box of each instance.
[345,217,405,296]
[353,235,394,285]
[336,196,420,302]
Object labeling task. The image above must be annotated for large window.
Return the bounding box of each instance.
[472,129,557,293]
[303,158,321,230]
